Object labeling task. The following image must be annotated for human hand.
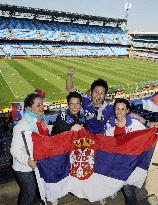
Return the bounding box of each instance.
[67,67,75,76]
[28,159,37,170]
[147,121,158,128]
[71,124,83,132]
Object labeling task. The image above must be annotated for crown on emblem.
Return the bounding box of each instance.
[74,137,94,148]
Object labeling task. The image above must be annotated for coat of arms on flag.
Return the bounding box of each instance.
[70,137,95,180]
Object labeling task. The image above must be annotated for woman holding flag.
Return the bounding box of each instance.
[10,92,58,205]
[105,98,146,205]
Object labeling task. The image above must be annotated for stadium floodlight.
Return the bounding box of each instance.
[124,2,132,31]
[125,2,132,10]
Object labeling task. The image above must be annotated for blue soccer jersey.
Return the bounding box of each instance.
[76,90,114,134]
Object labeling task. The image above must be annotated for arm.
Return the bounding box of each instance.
[10,123,34,168]
[66,67,76,92]
[129,119,146,132]
[130,113,157,128]
[130,113,146,124]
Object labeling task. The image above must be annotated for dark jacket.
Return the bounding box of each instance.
[51,109,85,135]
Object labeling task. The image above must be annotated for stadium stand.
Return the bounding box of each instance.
[129,32,158,61]
[0,4,130,58]
[0,116,14,184]
[0,5,157,61]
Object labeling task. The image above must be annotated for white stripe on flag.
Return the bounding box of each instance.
[125,167,147,187]
[35,168,147,202]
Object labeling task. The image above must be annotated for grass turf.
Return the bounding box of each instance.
[0,57,157,107]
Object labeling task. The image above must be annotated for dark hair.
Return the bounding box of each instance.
[91,78,108,94]
[113,98,130,110]
[24,93,42,108]
[66,92,82,104]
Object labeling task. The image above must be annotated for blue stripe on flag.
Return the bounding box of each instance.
[94,148,154,181]
[136,148,154,170]
[37,152,70,183]
[37,148,154,183]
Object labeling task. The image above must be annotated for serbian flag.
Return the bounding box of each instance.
[11,102,24,121]
[30,128,157,203]
[142,92,158,112]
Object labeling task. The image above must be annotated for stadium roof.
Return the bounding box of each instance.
[0,4,126,26]
[129,31,158,37]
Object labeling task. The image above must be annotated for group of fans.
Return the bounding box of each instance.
[10,67,158,205]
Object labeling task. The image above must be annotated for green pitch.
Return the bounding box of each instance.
[0,57,158,107]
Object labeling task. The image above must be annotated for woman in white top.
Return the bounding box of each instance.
[105,98,146,205]
[105,98,145,137]
[11,92,49,205]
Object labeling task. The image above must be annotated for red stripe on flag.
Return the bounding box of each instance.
[32,131,74,160]
[32,128,157,160]
[96,128,157,155]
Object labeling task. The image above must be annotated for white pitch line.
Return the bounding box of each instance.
[0,69,18,98]
[43,68,61,80]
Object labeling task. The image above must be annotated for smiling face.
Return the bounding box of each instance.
[68,97,81,116]
[91,86,106,107]
[28,97,44,116]
[115,102,128,122]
